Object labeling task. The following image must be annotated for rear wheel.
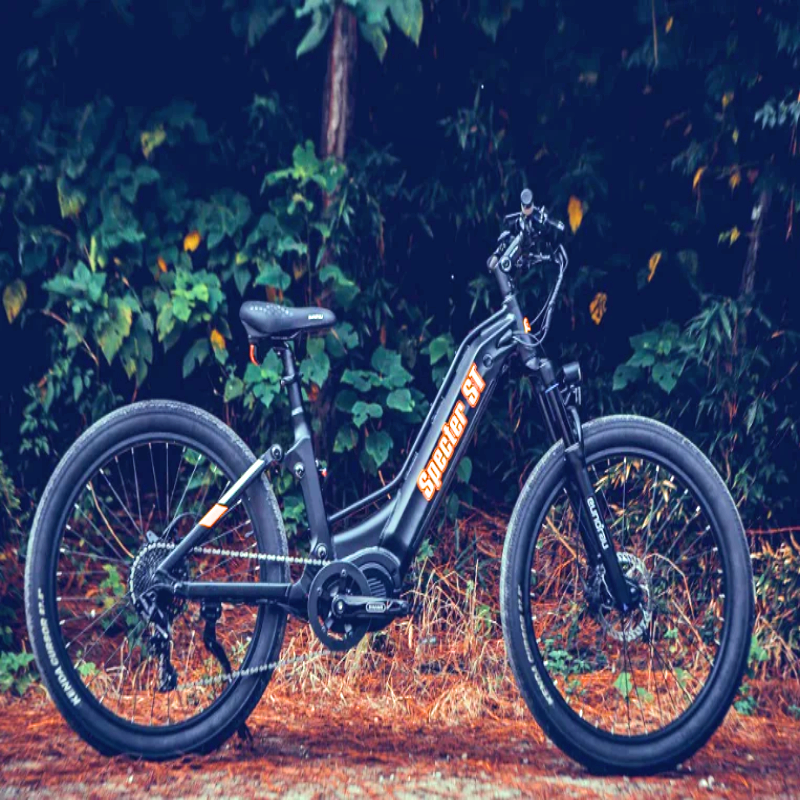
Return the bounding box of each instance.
[25,400,288,759]
[500,415,753,774]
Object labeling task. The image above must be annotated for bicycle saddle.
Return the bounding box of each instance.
[239,300,336,341]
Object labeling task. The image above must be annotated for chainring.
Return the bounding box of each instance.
[307,561,371,652]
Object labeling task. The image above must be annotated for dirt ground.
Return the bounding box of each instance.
[1,693,799,799]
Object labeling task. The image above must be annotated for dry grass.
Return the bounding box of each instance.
[256,510,800,728]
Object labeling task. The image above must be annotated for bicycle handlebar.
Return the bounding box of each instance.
[487,189,566,274]
[487,189,569,344]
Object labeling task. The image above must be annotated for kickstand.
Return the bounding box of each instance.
[236,721,254,744]
[201,601,233,674]
[200,601,252,743]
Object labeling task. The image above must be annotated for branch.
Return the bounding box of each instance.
[41,309,100,368]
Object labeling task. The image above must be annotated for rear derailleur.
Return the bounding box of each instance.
[134,596,178,693]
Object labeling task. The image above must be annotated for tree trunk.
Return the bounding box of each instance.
[314,6,357,467]
[320,4,357,160]
[739,189,771,298]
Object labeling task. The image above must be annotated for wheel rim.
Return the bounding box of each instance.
[52,437,270,730]
[524,450,727,740]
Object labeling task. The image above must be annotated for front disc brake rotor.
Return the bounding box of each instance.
[597,551,653,642]
[308,561,371,652]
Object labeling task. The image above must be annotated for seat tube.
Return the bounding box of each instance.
[278,344,332,558]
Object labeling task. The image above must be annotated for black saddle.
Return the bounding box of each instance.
[239,300,336,341]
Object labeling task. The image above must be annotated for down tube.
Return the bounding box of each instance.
[379,308,518,572]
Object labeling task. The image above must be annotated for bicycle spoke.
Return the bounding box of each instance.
[149,443,161,525]
[131,447,144,535]
[528,451,724,739]
[53,435,269,731]
[99,468,142,538]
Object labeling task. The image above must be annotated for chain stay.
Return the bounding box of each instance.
[137,541,332,690]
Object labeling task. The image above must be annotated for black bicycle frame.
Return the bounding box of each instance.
[157,262,635,614]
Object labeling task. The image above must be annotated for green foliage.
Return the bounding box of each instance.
[294,0,424,61]
[0,651,35,695]
[752,536,800,671]
[614,298,799,519]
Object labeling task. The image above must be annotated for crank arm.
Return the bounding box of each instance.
[563,444,634,612]
[331,595,410,622]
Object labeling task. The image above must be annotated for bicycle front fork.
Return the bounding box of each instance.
[531,356,637,612]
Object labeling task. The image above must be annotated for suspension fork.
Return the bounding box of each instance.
[531,357,635,612]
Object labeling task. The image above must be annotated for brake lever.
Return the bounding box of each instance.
[524,252,553,268]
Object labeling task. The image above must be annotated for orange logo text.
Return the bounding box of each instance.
[417,363,486,501]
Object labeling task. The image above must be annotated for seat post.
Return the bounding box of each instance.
[278,344,310,440]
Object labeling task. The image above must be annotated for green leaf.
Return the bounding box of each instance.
[319,264,360,306]
[636,688,655,704]
[296,9,332,57]
[456,456,472,483]
[351,400,383,427]
[612,364,640,391]
[341,369,381,392]
[335,389,359,412]
[386,388,414,412]
[95,297,136,364]
[326,322,359,358]
[140,126,167,159]
[613,672,633,698]
[389,0,423,45]
[224,376,245,402]
[652,361,681,393]
[233,263,251,295]
[360,21,388,61]
[172,295,192,323]
[3,279,27,323]
[292,141,321,177]
[428,334,452,365]
[254,259,292,291]
[744,401,759,433]
[300,337,330,386]
[371,346,412,388]
[334,425,359,453]
[56,176,86,219]
[365,430,393,468]
[183,338,210,378]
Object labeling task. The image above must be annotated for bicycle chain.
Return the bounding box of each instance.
[135,541,333,690]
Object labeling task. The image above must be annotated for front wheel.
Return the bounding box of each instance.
[500,415,754,775]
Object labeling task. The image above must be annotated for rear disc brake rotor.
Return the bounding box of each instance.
[308,561,370,652]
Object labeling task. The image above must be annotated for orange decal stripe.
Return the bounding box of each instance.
[199,503,228,528]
